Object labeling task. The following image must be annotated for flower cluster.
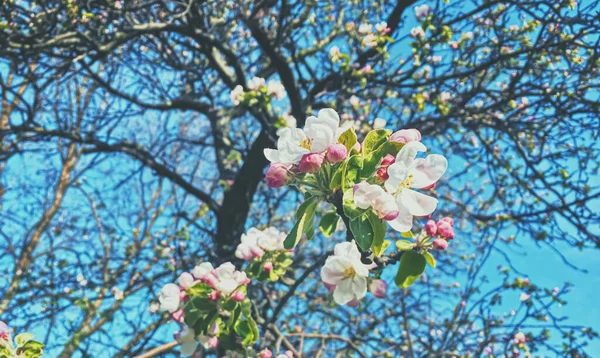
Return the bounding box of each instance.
[235,227,293,282]
[230,76,286,107]
[358,21,391,49]
[264,107,452,303]
[0,321,44,357]
[158,262,257,356]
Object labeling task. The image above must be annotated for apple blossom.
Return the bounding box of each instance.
[267,81,286,100]
[298,153,325,173]
[259,349,273,358]
[265,163,292,188]
[193,262,214,280]
[414,4,430,18]
[514,332,527,345]
[390,128,421,143]
[177,326,197,357]
[373,117,386,129]
[230,85,244,106]
[326,143,348,163]
[320,241,371,305]
[353,181,399,221]
[264,109,341,166]
[179,272,194,289]
[375,21,389,34]
[211,262,250,296]
[369,279,387,298]
[235,228,265,260]
[358,23,372,34]
[384,141,448,232]
[410,26,425,39]
[159,283,181,313]
[329,46,341,62]
[362,34,378,48]
[198,335,219,350]
[248,76,265,91]
[231,290,246,301]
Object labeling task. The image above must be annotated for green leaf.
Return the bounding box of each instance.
[337,127,358,152]
[423,251,437,268]
[401,231,414,239]
[342,155,363,191]
[19,341,44,358]
[395,240,414,251]
[284,196,320,249]
[187,282,213,297]
[367,212,387,256]
[395,251,427,288]
[15,333,35,347]
[349,214,375,251]
[362,129,391,155]
[319,211,339,237]
[329,160,347,190]
[342,188,362,220]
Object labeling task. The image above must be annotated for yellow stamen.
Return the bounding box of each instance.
[299,137,312,150]
[399,174,414,189]
[344,266,356,278]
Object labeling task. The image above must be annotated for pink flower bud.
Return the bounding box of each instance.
[265,163,291,188]
[390,129,421,143]
[425,220,437,237]
[439,216,454,226]
[263,262,273,272]
[437,221,454,240]
[380,154,396,167]
[382,210,399,221]
[432,238,448,250]
[207,336,219,349]
[171,309,184,322]
[259,349,273,358]
[460,300,466,307]
[326,143,348,163]
[369,279,387,298]
[208,291,220,301]
[231,290,246,301]
[298,153,325,173]
[376,167,389,182]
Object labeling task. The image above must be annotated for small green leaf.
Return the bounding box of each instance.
[319,211,339,237]
[342,155,363,191]
[349,214,375,251]
[15,333,35,347]
[337,127,358,152]
[395,251,427,288]
[330,160,347,190]
[18,341,44,358]
[367,212,387,256]
[362,129,391,155]
[401,231,414,239]
[423,251,437,268]
[395,240,414,251]
[342,188,363,220]
[284,196,320,249]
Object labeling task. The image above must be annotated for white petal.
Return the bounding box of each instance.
[352,275,368,300]
[333,278,356,305]
[352,261,370,277]
[306,124,335,152]
[318,108,340,131]
[401,189,438,216]
[353,182,372,209]
[180,341,197,357]
[264,148,280,163]
[384,163,409,193]
[410,154,448,188]
[320,256,351,285]
[387,199,413,232]
[395,141,427,168]
[332,240,362,261]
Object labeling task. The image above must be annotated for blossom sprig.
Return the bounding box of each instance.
[235,227,294,282]
[0,321,44,358]
[230,76,286,107]
[157,262,257,356]
[263,108,451,294]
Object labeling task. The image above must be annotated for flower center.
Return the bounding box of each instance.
[399,174,414,189]
[299,137,312,150]
[343,266,356,278]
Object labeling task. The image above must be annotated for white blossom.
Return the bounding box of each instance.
[320,241,371,305]
[158,283,181,313]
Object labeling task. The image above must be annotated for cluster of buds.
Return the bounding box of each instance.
[424,217,455,250]
[235,227,294,282]
[0,321,44,358]
[258,348,294,358]
[230,76,286,107]
[158,262,255,356]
